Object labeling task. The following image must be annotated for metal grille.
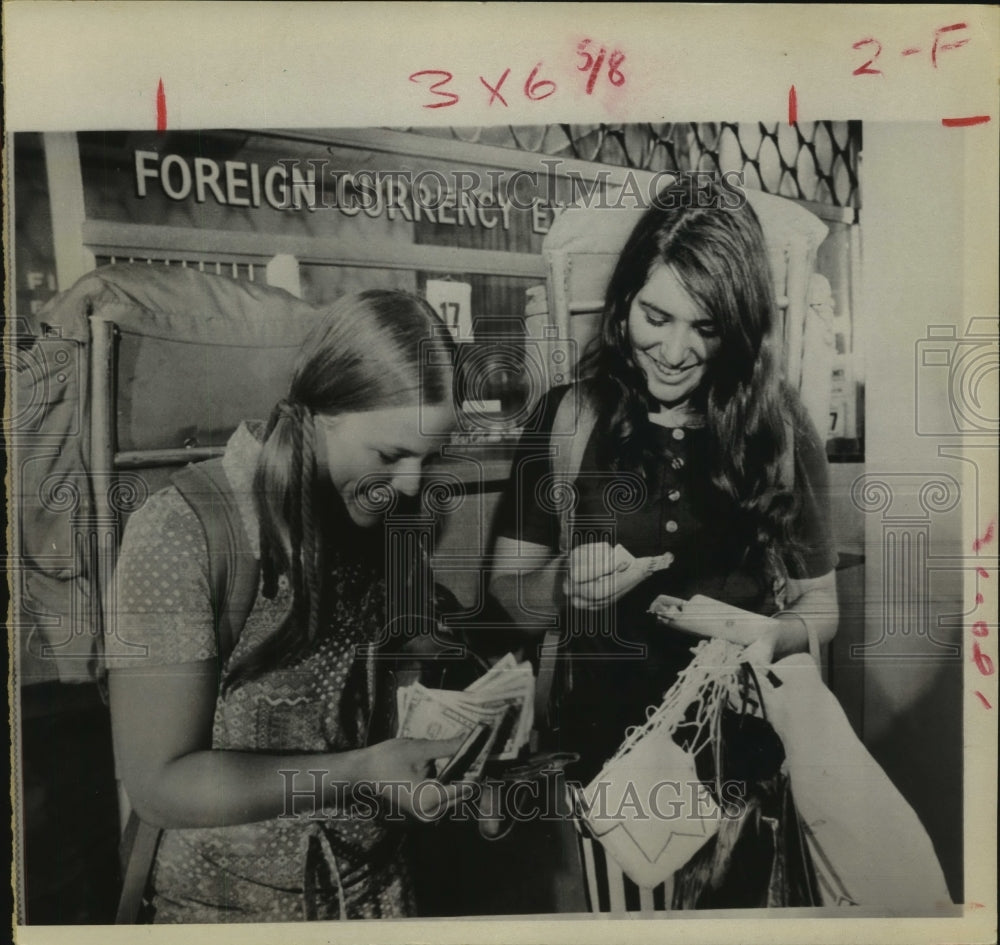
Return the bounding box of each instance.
[403,123,861,209]
[94,255,260,282]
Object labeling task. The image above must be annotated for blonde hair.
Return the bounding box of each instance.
[227,290,455,690]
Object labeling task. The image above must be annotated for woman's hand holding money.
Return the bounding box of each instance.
[357,736,469,821]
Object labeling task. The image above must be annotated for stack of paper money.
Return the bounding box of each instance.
[396,653,534,778]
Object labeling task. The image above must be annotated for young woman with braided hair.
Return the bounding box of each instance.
[106,290,464,922]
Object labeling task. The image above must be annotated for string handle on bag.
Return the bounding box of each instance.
[595,638,745,779]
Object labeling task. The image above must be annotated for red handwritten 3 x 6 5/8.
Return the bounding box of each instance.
[409,41,625,109]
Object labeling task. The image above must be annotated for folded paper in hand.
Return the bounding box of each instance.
[648,593,775,646]
[396,653,534,779]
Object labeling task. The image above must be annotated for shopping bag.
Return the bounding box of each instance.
[574,638,745,889]
[759,655,952,911]
[576,723,722,888]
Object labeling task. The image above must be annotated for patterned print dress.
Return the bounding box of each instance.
[105,424,414,922]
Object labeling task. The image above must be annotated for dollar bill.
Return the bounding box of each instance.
[396,653,536,770]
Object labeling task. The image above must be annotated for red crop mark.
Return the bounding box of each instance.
[942,115,991,127]
[972,621,989,638]
[156,79,167,132]
[973,522,995,551]
[977,567,990,578]
[974,692,992,709]
[976,592,985,605]
[788,86,798,125]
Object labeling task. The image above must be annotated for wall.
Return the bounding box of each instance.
[859,123,974,903]
[12,134,58,336]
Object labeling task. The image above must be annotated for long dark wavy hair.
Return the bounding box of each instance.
[576,179,801,581]
[224,290,455,711]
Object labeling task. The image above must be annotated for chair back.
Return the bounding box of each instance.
[526,189,832,432]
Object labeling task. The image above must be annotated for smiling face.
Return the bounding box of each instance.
[626,263,721,408]
[316,404,455,527]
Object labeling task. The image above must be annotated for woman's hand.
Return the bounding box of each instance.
[650,594,777,652]
[109,665,468,829]
[650,572,838,660]
[565,541,669,610]
[357,736,470,821]
[740,624,779,665]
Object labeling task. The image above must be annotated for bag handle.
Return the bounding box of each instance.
[533,387,599,734]
[114,811,162,923]
[115,459,259,923]
[172,458,260,670]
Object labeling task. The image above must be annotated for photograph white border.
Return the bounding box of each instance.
[5,4,997,944]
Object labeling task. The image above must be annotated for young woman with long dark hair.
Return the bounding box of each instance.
[490,181,839,906]
[106,290,465,922]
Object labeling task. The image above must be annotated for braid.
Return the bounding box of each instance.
[227,289,456,701]
[227,400,309,690]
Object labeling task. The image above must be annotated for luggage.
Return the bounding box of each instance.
[14,263,318,685]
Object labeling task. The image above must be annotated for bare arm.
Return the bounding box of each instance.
[770,569,839,658]
[109,663,463,829]
[491,536,675,625]
[488,535,565,633]
[650,570,839,662]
